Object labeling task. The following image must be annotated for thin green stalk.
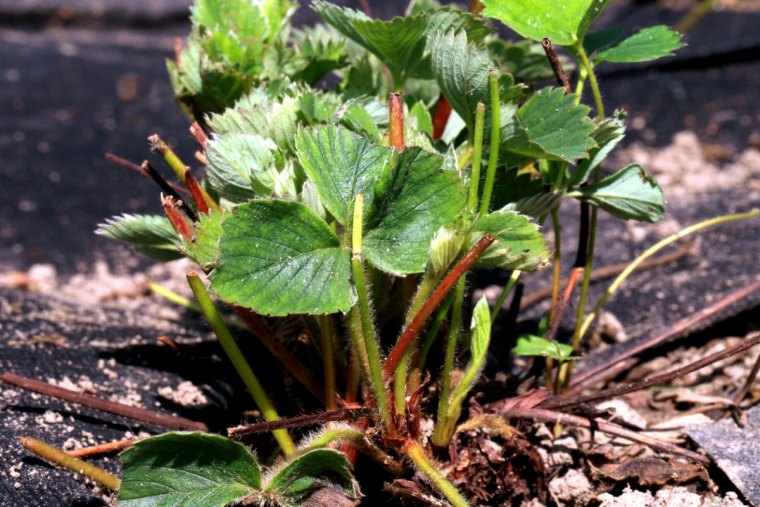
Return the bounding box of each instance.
[480,69,501,214]
[318,315,338,412]
[558,209,760,393]
[432,277,465,447]
[574,43,605,118]
[419,292,455,368]
[549,207,563,319]
[186,272,295,455]
[578,209,759,346]
[556,42,607,392]
[490,270,521,322]
[467,103,486,214]
[545,207,563,388]
[405,440,471,507]
[351,194,392,427]
[150,282,247,330]
[574,66,588,103]
[20,436,121,491]
[394,271,440,415]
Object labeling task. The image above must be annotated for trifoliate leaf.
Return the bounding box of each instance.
[167,33,250,119]
[295,125,389,225]
[96,214,182,261]
[471,209,550,271]
[482,0,612,46]
[191,0,295,73]
[514,334,581,362]
[431,31,492,138]
[502,87,596,162]
[595,25,684,64]
[264,449,359,503]
[210,200,353,315]
[363,148,467,275]
[568,164,665,222]
[287,25,348,85]
[119,432,261,507]
[205,132,278,201]
[313,1,428,87]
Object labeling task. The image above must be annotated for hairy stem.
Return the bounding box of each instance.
[490,269,521,322]
[383,234,497,379]
[405,440,471,507]
[186,271,295,455]
[467,103,486,214]
[351,194,392,427]
[480,69,501,214]
[432,277,465,447]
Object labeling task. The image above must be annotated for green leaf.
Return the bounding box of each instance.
[296,125,389,225]
[167,33,250,119]
[206,88,272,136]
[583,28,622,55]
[471,209,550,271]
[96,214,183,261]
[503,87,596,163]
[265,449,359,502]
[288,25,348,85]
[481,0,612,46]
[191,0,295,73]
[210,200,353,315]
[363,148,467,275]
[119,432,260,507]
[447,297,491,412]
[568,164,665,222]
[205,133,278,201]
[513,334,580,362]
[313,1,428,86]
[339,103,382,143]
[569,110,626,187]
[431,31,492,137]
[595,25,684,63]
[182,209,224,270]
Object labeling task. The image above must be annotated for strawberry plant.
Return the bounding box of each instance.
[90,0,698,504]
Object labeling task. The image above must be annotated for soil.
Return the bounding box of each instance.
[1,0,759,506]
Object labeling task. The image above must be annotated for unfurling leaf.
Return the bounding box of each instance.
[210,200,353,315]
[119,432,261,507]
[568,164,665,222]
[446,297,491,417]
[595,25,684,64]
